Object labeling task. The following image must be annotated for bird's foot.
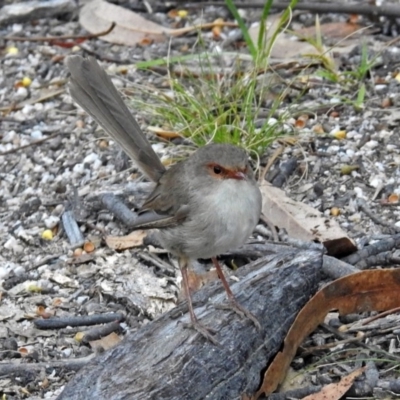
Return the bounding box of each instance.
[216,300,261,330]
[183,321,220,346]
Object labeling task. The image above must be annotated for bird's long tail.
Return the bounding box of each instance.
[65,55,166,182]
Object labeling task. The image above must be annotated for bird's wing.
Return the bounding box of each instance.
[131,162,191,230]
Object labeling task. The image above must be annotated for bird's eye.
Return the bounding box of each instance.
[213,166,222,174]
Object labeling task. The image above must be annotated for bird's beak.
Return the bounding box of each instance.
[228,170,246,180]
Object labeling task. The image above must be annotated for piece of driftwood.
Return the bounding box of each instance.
[57,250,322,400]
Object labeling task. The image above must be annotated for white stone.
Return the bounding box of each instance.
[83,153,99,164]
[44,216,59,229]
[354,187,364,198]
[73,163,85,174]
[2,130,16,143]
[346,149,355,157]
[4,237,23,254]
[30,130,42,140]
[348,213,362,222]
[369,176,382,188]
[364,140,379,149]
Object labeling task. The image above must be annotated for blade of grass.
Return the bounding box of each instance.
[225,0,257,60]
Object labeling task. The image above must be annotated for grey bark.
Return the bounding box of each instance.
[57,250,323,400]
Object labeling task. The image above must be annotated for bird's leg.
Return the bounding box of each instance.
[180,258,219,345]
[212,257,261,329]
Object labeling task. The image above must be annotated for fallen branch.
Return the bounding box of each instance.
[57,250,322,400]
[34,313,124,330]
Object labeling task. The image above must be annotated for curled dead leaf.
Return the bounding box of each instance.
[303,367,365,400]
[255,269,400,397]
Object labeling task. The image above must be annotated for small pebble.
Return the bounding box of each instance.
[83,153,100,164]
[364,140,379,149]
[4,237,23,254]
[44,216,60,229]
[30,130,42,140]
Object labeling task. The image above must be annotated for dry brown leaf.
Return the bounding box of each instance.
[105,230,147,250]
[89,332,121,351]
[147,126,182,140]
[80,0,172,46]
[79,0,237,46]
[296,21,363,40]
[260,183,356,256]
[248,14,360,62]
[303,367,365,400]
[186,269,219,294]
[248,13,332,61]
[255,269,400,397]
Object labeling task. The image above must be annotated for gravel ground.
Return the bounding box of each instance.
[1,1,400,398]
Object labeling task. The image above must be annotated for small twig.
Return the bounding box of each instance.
[34,313,125,330]
[267,386,322,400]
[137,251,175,274]
[342,233,400,268]
[0,132,61,156]
[26,253,63,272]
[3,22,116,43]
[101,193,138,227]
[80,45,132,64]
[0,355,93,376]
[62,210,85,248]
[0,88,65,112]
[321,323,400,362]
[81,321,122,344]
[362,306,400,326]
[258,145,284,184]
[259,214,279,242]
[357,198,400,232]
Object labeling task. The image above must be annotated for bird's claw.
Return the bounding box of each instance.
[183,321,220,346]
[216,301,261,330]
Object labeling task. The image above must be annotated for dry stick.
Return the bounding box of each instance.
[300,335,368,357]
[2,22,116,42]
[34,313,125,330]
[258,145,284,184]
[137,251,175,274]
[81,321,122,344]
[321,323,400,363]
[183,1,400,18]
[0,88,65,112]
[260,214,279,242]
[0,132,61,156]
[362,306,400,326]
[0,356,94,376]
[342,234,400,266]
[268,386,322,400]
[357,198,400,232]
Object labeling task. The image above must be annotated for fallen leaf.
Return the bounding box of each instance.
[260,182,356,256]
[303,367,365,400]
[296,21,363,40]
[89,332,121,351]
[248,14,360,62]
[186,269,219,295]
[147,126,182,140]
[79,0,172,46]
[249,13,336,61]
[105,230,147,250]
[255,269,400,397]
[79,0,238,46]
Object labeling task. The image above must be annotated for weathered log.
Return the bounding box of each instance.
[57,250,322,400]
